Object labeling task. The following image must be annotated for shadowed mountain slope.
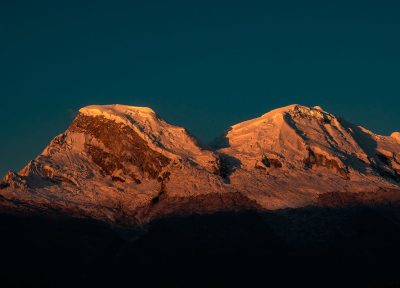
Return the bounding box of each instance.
[1,206,400,288]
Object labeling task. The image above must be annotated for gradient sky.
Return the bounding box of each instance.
[1,0,400,175]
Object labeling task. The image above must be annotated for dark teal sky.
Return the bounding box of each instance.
[1,0,399,175]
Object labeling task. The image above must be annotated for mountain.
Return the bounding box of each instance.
[1,104,400,224]
[218,104,400,208]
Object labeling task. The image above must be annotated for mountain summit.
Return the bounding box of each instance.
[1,104,399,223]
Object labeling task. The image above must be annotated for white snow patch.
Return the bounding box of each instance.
[391,132,400,142]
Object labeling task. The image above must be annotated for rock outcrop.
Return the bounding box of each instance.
[1,104,399,223]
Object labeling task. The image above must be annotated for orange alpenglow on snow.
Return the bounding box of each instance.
[1,104,399,223]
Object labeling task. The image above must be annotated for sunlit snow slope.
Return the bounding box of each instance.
[1,104,399,222]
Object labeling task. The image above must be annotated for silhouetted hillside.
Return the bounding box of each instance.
[1,205,400,288]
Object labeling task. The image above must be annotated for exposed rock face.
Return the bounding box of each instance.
[1,104,399,223]
[303,148,348,178]
[70,114,171,180]
[1,172,27,190]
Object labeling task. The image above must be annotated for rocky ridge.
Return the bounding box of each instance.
[1,104,399,224]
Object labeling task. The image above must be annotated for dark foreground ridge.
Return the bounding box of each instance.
[1,188,400,226]
[1,205,400,288]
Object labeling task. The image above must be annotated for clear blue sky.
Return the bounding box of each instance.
[1,0,399,175]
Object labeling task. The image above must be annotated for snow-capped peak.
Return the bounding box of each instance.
[81,104,155,114]
[1,103,399,222]
[78,104,200,158]
[249,104,336,127]
[79,104,157,127]
[68,105,219,179]
[219,104,400,206]
[226,104,339,155]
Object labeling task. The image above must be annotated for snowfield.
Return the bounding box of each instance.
[1,104,399,223]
